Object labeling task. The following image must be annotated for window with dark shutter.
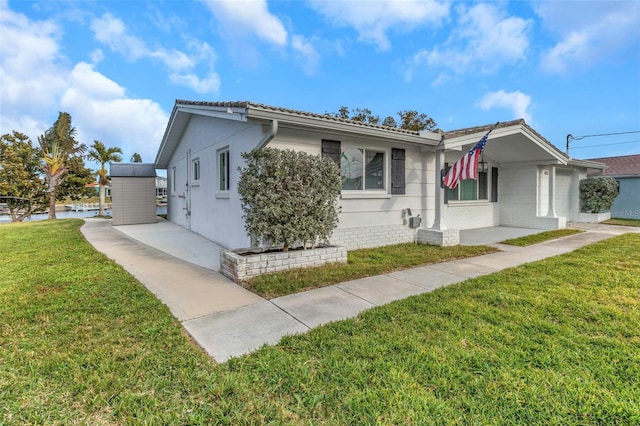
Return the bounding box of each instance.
[391,148,405,194]
[491,167,499,202]
[321,139,341,166]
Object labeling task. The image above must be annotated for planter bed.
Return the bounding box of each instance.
[221,245,347,283]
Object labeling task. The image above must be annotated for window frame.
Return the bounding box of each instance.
[340,146,387,193]
[217,147,230,194]
[171,167,177,194]
[192,158,200,183]
[445,162,490,203]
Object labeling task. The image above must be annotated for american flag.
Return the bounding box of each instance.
[442,125,496,189]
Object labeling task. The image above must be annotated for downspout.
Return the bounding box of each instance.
[257,119,279,148]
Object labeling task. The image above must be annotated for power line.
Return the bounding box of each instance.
[566,130,640,154]
[570,139,640,149]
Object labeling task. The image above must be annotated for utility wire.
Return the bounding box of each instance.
[570,139,640,149]
[570,130,640,140]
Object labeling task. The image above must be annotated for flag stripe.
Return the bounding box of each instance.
[442,126,495,189]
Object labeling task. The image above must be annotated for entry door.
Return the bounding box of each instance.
[555,169,573,221]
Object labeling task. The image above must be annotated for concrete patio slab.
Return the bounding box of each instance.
[460,226,542,245]
[337,275,425,306]
[272,286,374,328]
[183,301,309,363]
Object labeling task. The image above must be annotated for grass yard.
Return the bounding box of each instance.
[499,228,583,246]
[604,218,640,227]
[2,220,639,425]
[245,243,498,299]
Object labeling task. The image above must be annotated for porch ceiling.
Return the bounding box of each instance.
[482,132,563,164]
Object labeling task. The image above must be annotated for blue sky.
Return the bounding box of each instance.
[1,0,639,168]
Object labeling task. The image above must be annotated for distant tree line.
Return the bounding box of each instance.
[0,112,124,221]
[330,106,437,132]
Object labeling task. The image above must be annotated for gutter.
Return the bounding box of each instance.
[257,119,279,148]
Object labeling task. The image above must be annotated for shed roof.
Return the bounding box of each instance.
[110,163,157,177]
[586,154,640,177]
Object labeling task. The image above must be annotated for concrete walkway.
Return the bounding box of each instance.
[81,219,638,363]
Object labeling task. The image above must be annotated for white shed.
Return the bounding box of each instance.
[110,163,158,226]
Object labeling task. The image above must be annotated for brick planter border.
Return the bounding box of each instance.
[221,245,347,283]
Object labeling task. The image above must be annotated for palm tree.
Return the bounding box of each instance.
[87,140,123,216]
[38,112,86,219]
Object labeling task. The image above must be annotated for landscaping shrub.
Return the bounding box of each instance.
[238,148,341,251]
[579,176,618,213]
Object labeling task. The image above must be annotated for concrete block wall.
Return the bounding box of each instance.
[445,203,498,229]
[416,228,460,246]
[221,246,348,283]
[330,224,417,250]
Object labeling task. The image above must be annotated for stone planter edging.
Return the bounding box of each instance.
[578,212,611,223]
[221,245,347,283]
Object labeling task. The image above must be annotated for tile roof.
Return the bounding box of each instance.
[586,154,640,176]
[175,100,424,136]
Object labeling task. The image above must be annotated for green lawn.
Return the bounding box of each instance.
[2,220,639,425]
[499,228,583,246]
[604,218,640,227]
[245,243,498,299]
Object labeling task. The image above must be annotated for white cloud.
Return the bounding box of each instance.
[200,0,287,46]
[537,2,640,73]
[308,0,449,51]
[291,34,321,75]
[90,12,219,93]
[60,63,169,163]
[476,90,532,123]
[0,1,67,135]
[0,2,170,163]
[406,3,531,81]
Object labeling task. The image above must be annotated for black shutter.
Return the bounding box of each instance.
[321,139,341,166]
[491,167,499,202]
[444,163,448,204]
[391,148,405,194]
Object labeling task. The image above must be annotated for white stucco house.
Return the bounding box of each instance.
[154,100,605,250]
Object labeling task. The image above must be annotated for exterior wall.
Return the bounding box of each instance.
[445,203,499,229]
[499,165,540,228]
[611,177,640,219]
[166,115,263,248]
[111,177,157,226]
[270,129,436,250]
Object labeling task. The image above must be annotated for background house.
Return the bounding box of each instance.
[155,100,604,249]
[587,154,640,219]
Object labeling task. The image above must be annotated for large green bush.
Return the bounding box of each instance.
[238,148,341,251]
[579,176,618,213]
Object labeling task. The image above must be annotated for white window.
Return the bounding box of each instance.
[218,148,229,192]
[340,147,385,191]
[445,167,489,202]
[192,158,200,182]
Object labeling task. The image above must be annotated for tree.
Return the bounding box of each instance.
[38,112,86,219]
[382,116,398,128]
[0,131,48,221]
[331,107,436,131]
[130,152,142,163]
[580,177,618,213]
[238,148,341,251]
[397,110,436,131]
[87,140,123,216]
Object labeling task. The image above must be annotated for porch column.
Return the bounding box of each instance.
[547,165,557,217]
[433,149,447,230]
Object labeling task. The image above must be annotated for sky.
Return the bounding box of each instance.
[1,0,639,171]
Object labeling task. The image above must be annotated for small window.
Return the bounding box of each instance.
[218,148,229,191]
[171,167,176,193]
[445,163,489,202]
[192,158,200,181]
[340,147,385,191]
